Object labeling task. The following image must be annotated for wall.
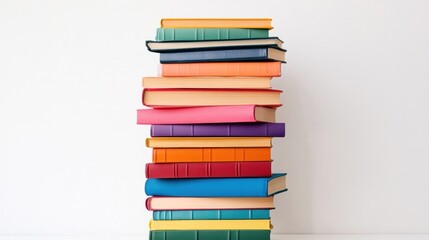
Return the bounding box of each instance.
[1,0,428,235]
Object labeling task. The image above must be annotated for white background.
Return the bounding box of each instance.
[1,0,429,236]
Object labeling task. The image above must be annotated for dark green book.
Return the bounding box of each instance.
[153,209,270,220]
[150,230,270,240]
[156,28,269,41]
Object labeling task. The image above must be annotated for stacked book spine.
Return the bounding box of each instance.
[138,18,288,240]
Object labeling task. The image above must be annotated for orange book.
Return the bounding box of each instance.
[160,18,273,29]
[161,62,281,77]
[153,147,271,163]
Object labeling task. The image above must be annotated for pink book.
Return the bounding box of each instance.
[136,105,276,125]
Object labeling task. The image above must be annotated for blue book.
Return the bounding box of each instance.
[145,173,287,197]
[159,47,286,63]
[153,209,270,220]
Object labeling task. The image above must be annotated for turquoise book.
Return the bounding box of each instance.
[145,173,287,197]
[153,209,270,220]
[156,28,269,41]
[150,230,270,240]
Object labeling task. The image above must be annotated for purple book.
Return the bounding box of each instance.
[150,123,285,137]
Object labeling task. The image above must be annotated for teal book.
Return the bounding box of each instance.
[150,230,270,240]
[156,28,269,41]
[153,209,270,220]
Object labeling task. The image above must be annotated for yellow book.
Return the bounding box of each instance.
[160,18,273,29]
[149,219,271,230]
[145,137,273,148]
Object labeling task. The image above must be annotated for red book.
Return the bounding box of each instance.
[145,161,271,179]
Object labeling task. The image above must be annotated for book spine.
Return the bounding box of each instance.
[161,62,281,77]
[156,28,269,41]
[145,161,271,178]
[149,219,271,230]
[153,209,271,220]
[150,123,286,137]
[152,148,271,163]
[150,230,271,240]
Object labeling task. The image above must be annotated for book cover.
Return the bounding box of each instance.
[142,76,272,89]
[160,18,273,29]
[136,105,276,125]
[146,196,275,210]
[146,137,273,148]
[150,123,285,137]
[152,148,271,163]
[153,209,270,220]
[159,47,286,63]
[150,230,270,240]
[142,88,282,108]
[156,28,269,41]
[149,219,271,230]
[146,161,271,178]
[161,62,281,77]
[145,173,287,197]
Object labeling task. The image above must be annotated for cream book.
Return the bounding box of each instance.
[142,77,272,89]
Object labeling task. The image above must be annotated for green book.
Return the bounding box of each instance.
[153,209,270,220]
[156,28,269,41]
[150,230,270,240]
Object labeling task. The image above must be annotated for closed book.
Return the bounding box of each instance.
[142,76,272,89]
[150,230,270,240]
[149,219,271,230]
[152,148,271,163]
[161,62,281,77]
[159,47,286,63]
[153,209,270,220]
[146,37,283,53]
[146,196,275,210]
[142,89,282,108]
[145,173,287,197]
[160,18,273,29]
[146,137,272,148]
[137,105,276,125]
[145,161,271,178]
[156,28,268,41]
[150,123,285,137]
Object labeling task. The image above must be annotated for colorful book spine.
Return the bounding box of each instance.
[150,230,270,240]
[156,28,269,41]
[153,209,270,220]
[150,123,285,137]
[152,148,271,163]
[146,162,271,178]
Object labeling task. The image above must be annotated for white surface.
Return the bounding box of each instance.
[1,0,429,236]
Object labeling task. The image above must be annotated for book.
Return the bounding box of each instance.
[152,148,271,163]
[149,219,271,230]
[161,62,281,77]
[146,161,271,178]
[153,209,270,220]
[137,105,276,124]
[150,123,285,137]
[146,37,283,52]
[160,18,273,29]
[142,76,272,89]
[146,137,272,148]
[146,196,275,210]
[159,47,286,63]
[150,230,270,240]
[156,28,269,41]
[142,89,282,108]
[145,173,287,197]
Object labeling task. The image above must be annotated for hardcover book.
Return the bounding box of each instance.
[136,105,276,124]
[149,219,271,230]
[156,28,268,41]
[150,123,285,137]
[145,137,273,148]
[151,148,271,163]
[146,196,275,210]
[145,173,287,197]
[160,18,273,29]
[142,89,282,108]
[159,47,286,63]
[142,76,272,89]
[161,62,281,77]
[150,230,270,240]
[153,209,270,220]
[146,161,271,178]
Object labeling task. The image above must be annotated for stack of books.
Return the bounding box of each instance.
[137,18,287,240]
